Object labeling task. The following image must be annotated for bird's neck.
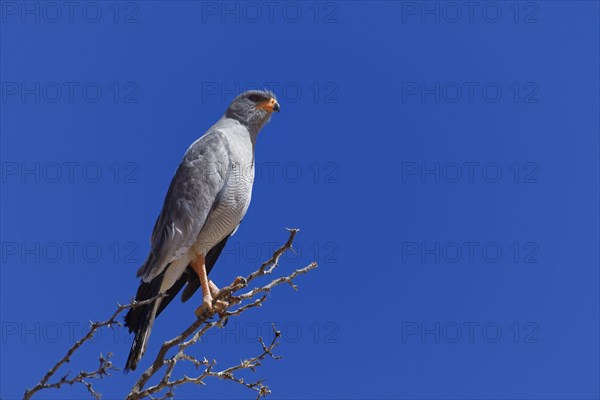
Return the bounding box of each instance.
[213,116,257,152]
[221,115,264,145]
[245,118,270,139]
[224,111,270,137]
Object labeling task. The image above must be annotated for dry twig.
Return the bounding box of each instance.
[24,294,165,400]
[24,229,317,400]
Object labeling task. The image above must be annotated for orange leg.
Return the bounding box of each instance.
[190,254,211,303]
[191,254,227,316]
[208,280,220,297]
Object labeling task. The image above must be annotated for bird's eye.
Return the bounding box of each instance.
[248,94,261,102]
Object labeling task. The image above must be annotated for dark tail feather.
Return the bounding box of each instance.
[125,307,154,372]
[125,231,233,371]
[124,273,164,372]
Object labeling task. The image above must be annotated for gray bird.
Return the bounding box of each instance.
[124,90,280,371]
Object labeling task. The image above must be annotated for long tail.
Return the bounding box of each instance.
[124,274,164,372]
[124,231,233,371]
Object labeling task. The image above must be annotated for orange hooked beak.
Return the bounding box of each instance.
[256,97,280,113]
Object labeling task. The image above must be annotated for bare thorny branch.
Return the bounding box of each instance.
[24,228,317,400]
[23,294,166,400]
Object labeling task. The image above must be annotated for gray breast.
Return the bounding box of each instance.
[192,127,255,256]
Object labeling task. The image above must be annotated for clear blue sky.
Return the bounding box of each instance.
[1,1,599,399]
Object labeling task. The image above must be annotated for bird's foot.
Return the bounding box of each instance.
[208,280,220,298]
[195,295,229,318]
[219,276,246,306]
[214,299,229,314]
[232,276,247,287]
[195,295,214,317]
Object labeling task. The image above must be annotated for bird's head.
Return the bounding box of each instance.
[225,90,280,131]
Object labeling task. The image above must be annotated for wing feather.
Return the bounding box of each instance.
[137,130,231,282]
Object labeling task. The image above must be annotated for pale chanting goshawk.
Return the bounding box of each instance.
[124,90,280,371]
